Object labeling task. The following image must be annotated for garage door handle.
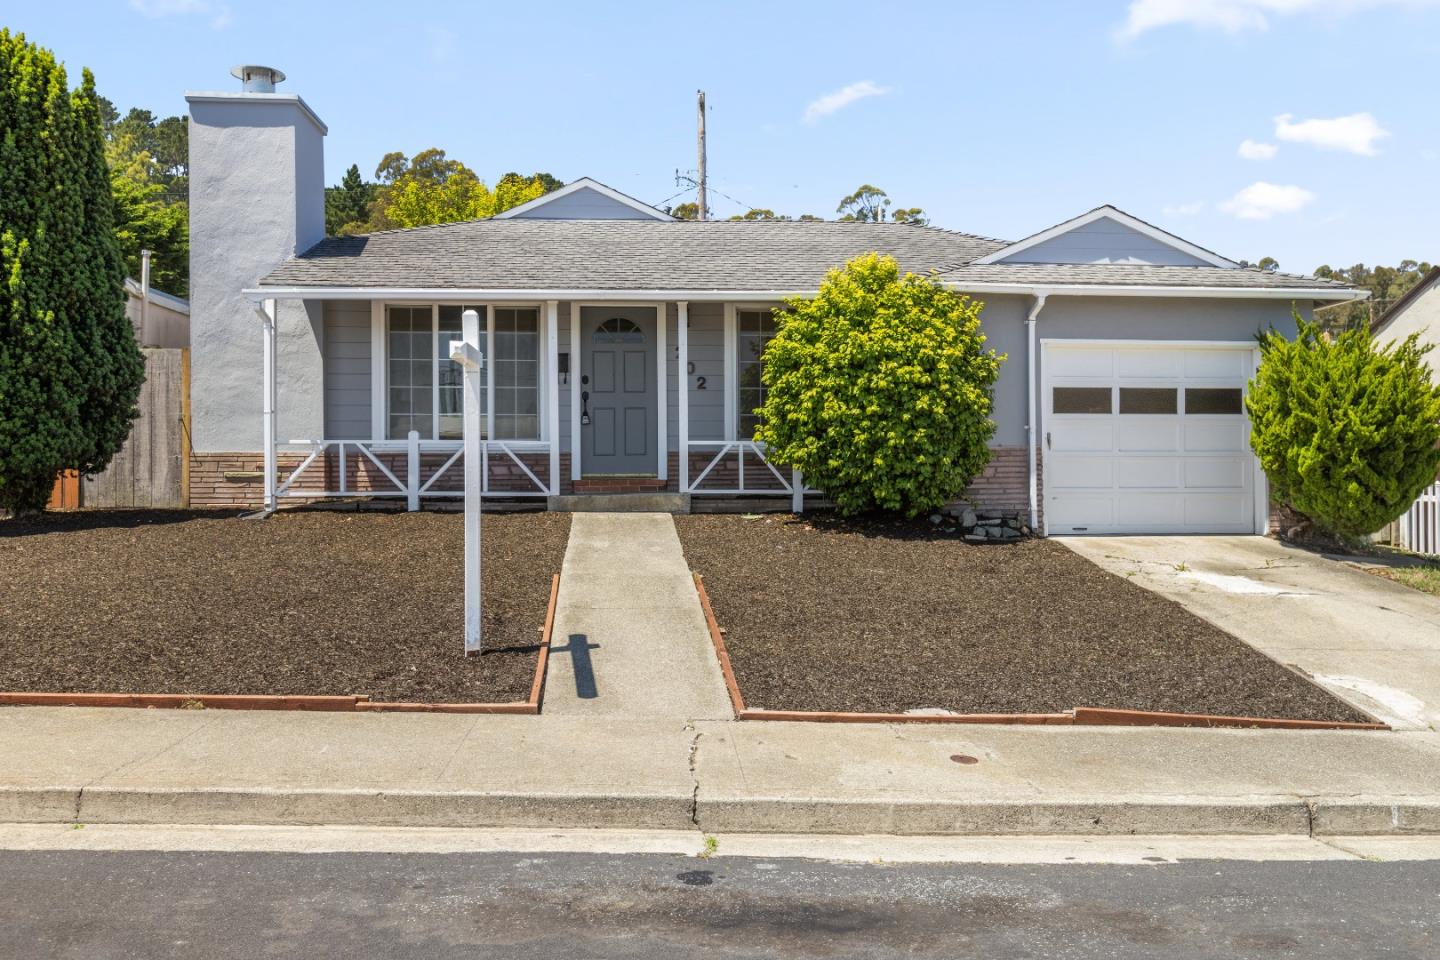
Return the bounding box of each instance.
[1045,431,1051,450]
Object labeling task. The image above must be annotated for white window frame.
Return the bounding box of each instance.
[727,302,783,442]
[371,300,550,445]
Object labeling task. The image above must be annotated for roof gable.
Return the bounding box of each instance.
[974,205,1237,268]
[495,177,674,221]
[1373,265,1440,334]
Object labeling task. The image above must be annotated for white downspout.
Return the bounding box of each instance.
[254,298,278,515]
[1025,293,1048,534]
[139,248,152,345]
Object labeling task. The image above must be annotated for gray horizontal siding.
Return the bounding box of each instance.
[668,302,726,446]
[1001,218,1211,267]
[323,300,371,440]
[511,186,662,220]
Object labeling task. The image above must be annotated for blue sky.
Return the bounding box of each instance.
[17,1,1440,272]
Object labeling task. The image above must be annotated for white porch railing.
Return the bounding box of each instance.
[274,432,553,509]
[1400,479,1440,556]
[683,439,816,511]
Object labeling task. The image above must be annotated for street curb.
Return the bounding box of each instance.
[6,784,1439,837]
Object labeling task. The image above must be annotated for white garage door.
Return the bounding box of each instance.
[1043,342,1261,535]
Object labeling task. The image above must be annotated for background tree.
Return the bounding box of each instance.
[1312,261,1435,332]
[836,184,926,224]
[728,208,786,221]
[325,163,375,235]
[1,31,145,513]
[754,253,1003,516]
[366,150,560,229]
[97,98,190,295]
[891,206,929,225]
[1247,317,1440,542]
[668,201,699,220]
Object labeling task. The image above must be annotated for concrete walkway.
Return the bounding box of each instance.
[543,513,733,720]
[1061,536,1440,731]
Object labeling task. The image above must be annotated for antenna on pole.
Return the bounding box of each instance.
[697,90,707,221]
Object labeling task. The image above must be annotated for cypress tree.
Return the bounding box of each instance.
[0,30,144,514]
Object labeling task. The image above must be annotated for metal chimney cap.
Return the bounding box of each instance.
[230,64,286,93]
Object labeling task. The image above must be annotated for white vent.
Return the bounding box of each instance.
[230,65,286,93]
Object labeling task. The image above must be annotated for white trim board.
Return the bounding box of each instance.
[249,284,1363,303]
[493,177,675,221]
[973,205,1238,268]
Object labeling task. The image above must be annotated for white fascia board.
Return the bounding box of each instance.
[244,287,806,302]
[973,206,1237,268]
[184,91,328,135]
[944,282,1367,302]
[245,283,1365,303]
[492,177,674,221]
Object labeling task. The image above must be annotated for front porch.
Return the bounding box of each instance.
[237,297,814,511]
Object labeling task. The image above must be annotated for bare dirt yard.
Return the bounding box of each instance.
[0,509,570,703]
[675,514,1368,722]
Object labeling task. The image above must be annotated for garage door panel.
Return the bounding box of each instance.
[1121,494,1189,527]
[1184,420,1248,453]
[1185,494,1255,528]
[1117,419,1180,452]
[1116,350,1181,379]
[1117,458,1181,488]
[1049,349,1114,378]
[1050,420,1113,452]
[1184,349,1252,379]
[1049,456,1114,489]
[1048,495,1116,531]
[1184,458,1249,489]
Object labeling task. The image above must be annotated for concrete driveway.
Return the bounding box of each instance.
[1059,536,1440,731]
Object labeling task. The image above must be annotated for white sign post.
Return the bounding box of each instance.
[449,309,485,654]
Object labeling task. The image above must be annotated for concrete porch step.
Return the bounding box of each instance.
[547,492,691,514]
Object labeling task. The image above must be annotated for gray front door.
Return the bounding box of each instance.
[580,306,658,475]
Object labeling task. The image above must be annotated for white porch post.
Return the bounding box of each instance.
[570,304,582,483]
[450,308,486,655]
[677,301,689,492]
[406,429,420,512]
[261,298,278,513]
[656,302,668,482]
[546,300,560,495]
[792,470,804,513]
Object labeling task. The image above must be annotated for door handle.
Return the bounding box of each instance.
[1045,431,1051,450]
[581,391,591,426]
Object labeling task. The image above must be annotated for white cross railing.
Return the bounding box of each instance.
[274,435,554,508]
[1400,479,1440,557]
[683,439,816,511]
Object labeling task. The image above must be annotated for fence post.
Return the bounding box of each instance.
[792,469,804,513]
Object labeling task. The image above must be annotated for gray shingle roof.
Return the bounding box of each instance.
[260,220,1003,291]
[937,262,1353,290]
[257,218,1352,294]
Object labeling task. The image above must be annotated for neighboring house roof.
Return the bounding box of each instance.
[253,207,1360,302]
[972,205,1237,268]
[124,277,190,314]
[493,177,674,221]
[1372,265,1440,333]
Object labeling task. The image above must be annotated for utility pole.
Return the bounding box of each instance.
[696,90,707,221]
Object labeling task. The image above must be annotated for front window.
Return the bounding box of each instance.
[386,305,542,441]
[736,308,778,439]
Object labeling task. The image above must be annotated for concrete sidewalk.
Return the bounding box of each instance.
[543,513,732,720]
[3,706,1439,836]
[1062,536,1440,730]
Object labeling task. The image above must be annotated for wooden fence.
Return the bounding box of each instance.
[81,347,190,508]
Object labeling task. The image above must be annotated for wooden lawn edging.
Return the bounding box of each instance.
[691,574,1390,732]
[0,573,562,716]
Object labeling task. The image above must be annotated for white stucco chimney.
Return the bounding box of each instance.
[185,68,328,455]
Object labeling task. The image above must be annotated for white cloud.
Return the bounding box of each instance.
[1274,111,1390,155]
[1163,201,1205,215]
[803,81,892,124]
[1237,139,1278,160]
[1220,181,1315,219]
[129,0,231,29]
[1116,0,1440,41]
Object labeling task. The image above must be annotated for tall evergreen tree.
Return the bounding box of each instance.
[0,30,145,514]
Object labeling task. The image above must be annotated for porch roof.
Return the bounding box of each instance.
[255,217,1360,301]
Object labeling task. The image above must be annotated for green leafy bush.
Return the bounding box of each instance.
[754,253,1004,516]
[0,31,144,514]
[1247,317,1440,541]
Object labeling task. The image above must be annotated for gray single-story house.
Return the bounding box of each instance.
[186,66,1364,535]
[1373,265,1440,382]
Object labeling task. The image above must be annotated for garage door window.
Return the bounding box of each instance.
[1119,387,1177,415]
[1185,387,1243,415]
[1053,387,1111,414]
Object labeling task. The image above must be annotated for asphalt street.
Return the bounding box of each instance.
[2,850,1437,958]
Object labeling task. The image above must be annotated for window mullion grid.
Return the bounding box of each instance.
[431,304,440,442]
